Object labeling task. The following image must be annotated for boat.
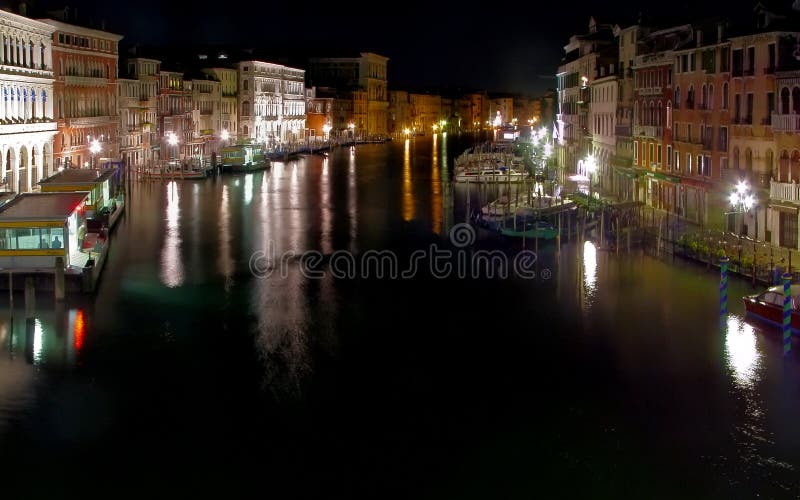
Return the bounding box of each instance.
[221,144,270,173]
[140,162,210,180]
[454,166,528,183]
[743,284,800,334]
[499,219,559,240]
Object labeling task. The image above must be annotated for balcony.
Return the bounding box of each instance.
[69,116,114,127]
[0,64,52,80]
[64,75,108,87]
[770,179,800,203]
[772,113,800,132]
[633,125,662,138]
[0,120,56,134]
[637,87,662,96]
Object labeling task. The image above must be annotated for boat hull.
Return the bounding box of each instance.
[224,161,270,173]
[742,296,800,334]
[142,170,209,180]
[455,173,527,183]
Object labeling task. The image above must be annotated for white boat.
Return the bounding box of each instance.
[454,167,528,183]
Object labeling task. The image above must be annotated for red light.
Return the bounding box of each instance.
[73,309,85,352]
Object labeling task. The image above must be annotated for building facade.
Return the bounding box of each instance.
[0,10,56,192]
[202,67,237,144]
[237,60,306,148]
[42,19,122,171]
[307,52,388,137]
[118,58,158,168]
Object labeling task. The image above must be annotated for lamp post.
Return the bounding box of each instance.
[729,180,755,236]
[322,123,332,142]
[584,153,597,200]
[89,138,101,169]
[167,132,178,165]
[221,129,230,147]
[348,122,355,144]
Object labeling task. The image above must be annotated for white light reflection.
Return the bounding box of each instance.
[320,157,332,254]
[159,181,184,287]
[403,139,414,222]
[32,319,43,365]
[218,185,234,291]
[348,148,357,252]
[583,240,597,294]
[244,173,253,205]
[290,163,300,252]
[725,315,762,389]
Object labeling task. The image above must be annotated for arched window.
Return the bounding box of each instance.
[708,84,714,110]
[687,85,695,109]
[723,82,729,109]
[658,101,663,126]
[766,149,775,179]
[243,125,249,136]
[782,87,791,114]
[793,87,800,115]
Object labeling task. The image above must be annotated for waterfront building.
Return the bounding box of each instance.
[631,25,681,216]
[237,60,306,148]
[409,93,442,134]
[307,52,388,137]
[556,18,616,182]
[157,69,192,162]
[202,67,237,145]
[462,92,489,131]
[609,24,641,201]
[0,191,88,269]
[488,96,514,126]
[305,87,334,141]
[671,22,731,228]
[41,18,122,171]
[189,72,221,164]
[38,166,122,221]
[388,89,412,136]
[118,58,158,168]
[0,9,57,192]
[589,53,619,193]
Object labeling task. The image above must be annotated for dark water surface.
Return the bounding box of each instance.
[1,135,800,498]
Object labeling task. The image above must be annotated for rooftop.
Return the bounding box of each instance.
[0,192,87,221]
[39,168,117,187]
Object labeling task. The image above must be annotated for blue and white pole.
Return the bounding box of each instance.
[783,272,792,355]
[720,256,730,317]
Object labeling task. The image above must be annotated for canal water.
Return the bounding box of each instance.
[1,135,800,498]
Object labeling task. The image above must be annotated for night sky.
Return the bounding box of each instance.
[30,0,760,95]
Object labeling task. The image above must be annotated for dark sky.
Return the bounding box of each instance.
[28,0,760,95]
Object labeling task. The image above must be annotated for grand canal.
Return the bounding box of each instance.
[1,134,800,498]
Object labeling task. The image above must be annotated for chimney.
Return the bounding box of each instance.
[18,1,26,16]
[696,30,703,47]
[717,23,724,43]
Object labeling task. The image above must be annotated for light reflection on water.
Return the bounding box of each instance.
[725,314,761,390]
[159,181,184,288]
[403,139,413,222]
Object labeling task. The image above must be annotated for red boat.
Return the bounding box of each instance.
[742,284,800,334]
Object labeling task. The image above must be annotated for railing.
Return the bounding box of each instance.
[633,125,662,138]
[638,87,662,96]
[771,113,800,132]
[64,75,107,87]
[69,116,114,127]
[0,120,56,134]
[770,179,800,203]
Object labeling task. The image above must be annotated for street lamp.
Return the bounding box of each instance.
[432,123,438,134]
[348,122,355,144]
[584,153,597,199]
[89,138,101,169]
[167,132,178,164]
[322,123,332,141]
[221,129,230,146]
[729,180,755,235]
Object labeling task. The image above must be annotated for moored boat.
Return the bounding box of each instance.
[454,167,528,183]
[743,284,800,334]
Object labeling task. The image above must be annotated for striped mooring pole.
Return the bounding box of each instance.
[720,256,729,317]
[783,272,792,355]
